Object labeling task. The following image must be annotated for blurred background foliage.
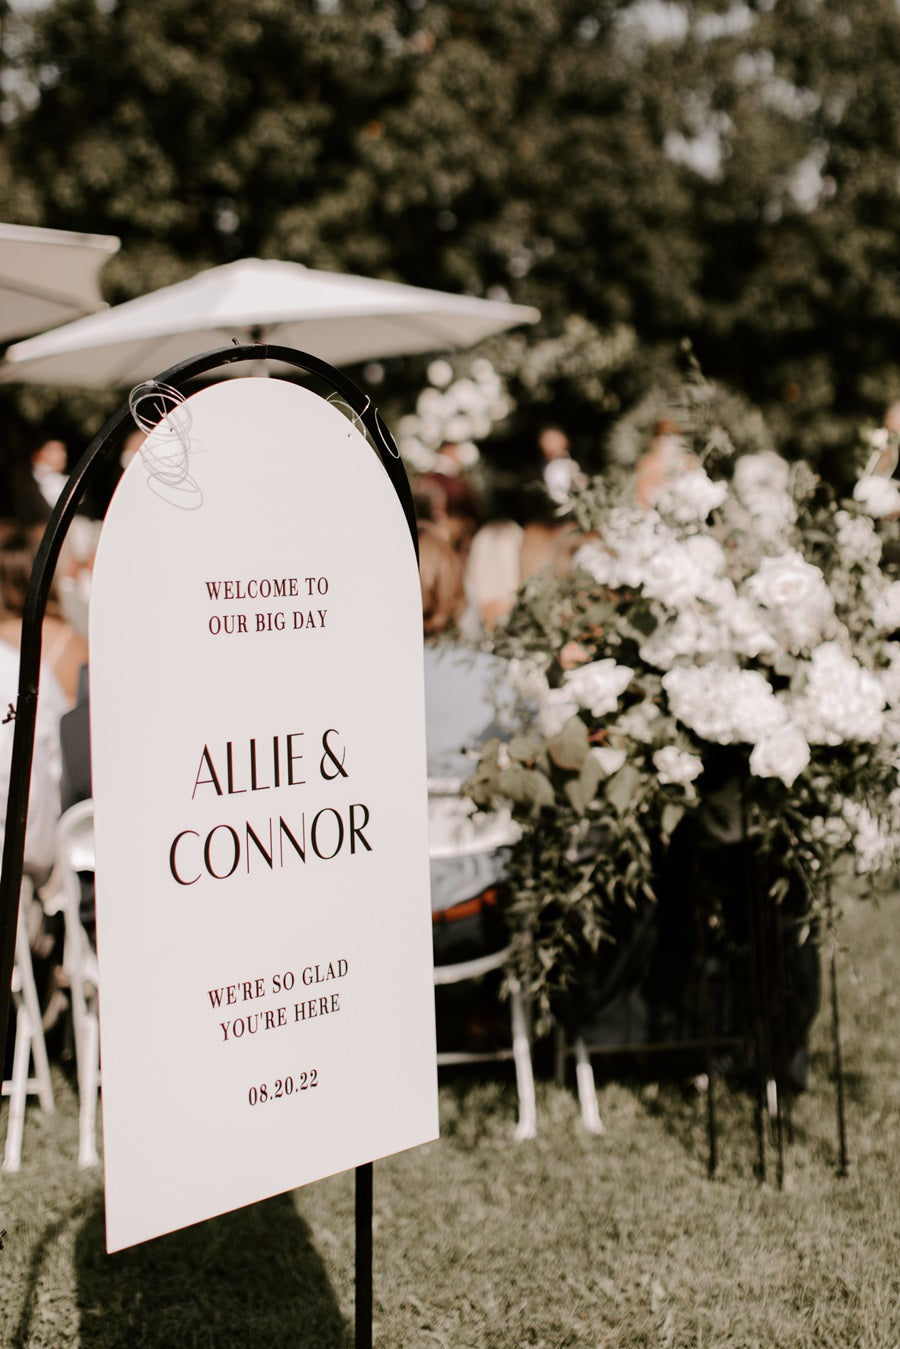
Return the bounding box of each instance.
[2,0,900,492]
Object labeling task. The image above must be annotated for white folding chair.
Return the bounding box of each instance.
[428,778,537,1140]
[2,875,56,1171]
[54,800,100,1167]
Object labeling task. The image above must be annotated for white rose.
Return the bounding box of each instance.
[744,550,834,653]
[653,745,705,785]
[641,534,728,610]
[749,725,810,788]
[453,440,480,469]
[655,468,728,525]
[544,456,584,503]
[426,359,454,388]
[563,658,633,717]
[853,474,900,519]
[402,439,437,472]
[416,387,446,418]
[538,687,581,738]
[573,541,615,586]
[733,451,790,500]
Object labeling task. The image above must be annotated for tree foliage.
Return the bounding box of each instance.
[2,0,900,484]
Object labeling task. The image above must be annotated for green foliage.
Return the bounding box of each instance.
[2,887,900,1346]
[4,0,900,471]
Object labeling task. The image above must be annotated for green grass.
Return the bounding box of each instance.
[2,889,898,1348]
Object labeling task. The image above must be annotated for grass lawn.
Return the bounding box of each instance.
[1,887,898,1348]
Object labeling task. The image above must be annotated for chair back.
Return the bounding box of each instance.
[55,798,101,1166]
[427,776,521,860]
[2,875,56,1170]
[426,776,536,1139]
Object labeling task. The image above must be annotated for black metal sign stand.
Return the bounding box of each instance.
[0,343,418,1349]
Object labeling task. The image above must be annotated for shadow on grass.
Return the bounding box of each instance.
[23,1191,350,1349]
[8,1195,97,1349]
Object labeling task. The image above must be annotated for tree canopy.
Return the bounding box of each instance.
[2,0,900,487]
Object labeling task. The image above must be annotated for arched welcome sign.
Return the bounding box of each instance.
[89,374,437,1251]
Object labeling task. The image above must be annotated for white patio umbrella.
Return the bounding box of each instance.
[0,257,540,386]
[0,222,120,343]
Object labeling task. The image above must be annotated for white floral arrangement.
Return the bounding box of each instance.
[396,356,511,474]
[468,430,900,1005]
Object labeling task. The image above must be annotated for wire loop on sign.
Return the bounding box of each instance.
[128,381,190,437]
[128,381,202,509]
[326,391,373,441]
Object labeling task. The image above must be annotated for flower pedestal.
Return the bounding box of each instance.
[545,801,832,1184]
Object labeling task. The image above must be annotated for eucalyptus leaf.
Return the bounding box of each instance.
[604,762,644,816]
[547,715,589,771]
[565,751,606,814]
[522,769,557,809]
[661,802,685,840]
[508,733,545,766]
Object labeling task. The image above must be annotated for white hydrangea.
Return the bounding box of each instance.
[869,578,900,634]
[791,641,886,745]
[613,701,664,742]
[834,509,882,570]
[733,450,791,500]
[731,451,797,546]
[588,506,665,588]
[400,356,510,467]
[877,645,900,708]
[640,608,722,668]
[842,799,897,874]
[720,592,781,660]
[662,665,788,745]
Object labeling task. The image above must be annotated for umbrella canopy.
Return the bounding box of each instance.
[0,222,120,344]
[0,257,540,387]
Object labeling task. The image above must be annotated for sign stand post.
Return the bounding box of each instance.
[356,1161,373,1346]
[0,344,433,1345]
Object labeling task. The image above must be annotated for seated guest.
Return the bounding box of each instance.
[0,531,89,708]
[59,661,95,948]
[462,518,524,636]
[419,522,519,966]
[0,636,65,887]
[0,607,67,1066]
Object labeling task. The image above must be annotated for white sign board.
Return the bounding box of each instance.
[90,377,438,1252]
